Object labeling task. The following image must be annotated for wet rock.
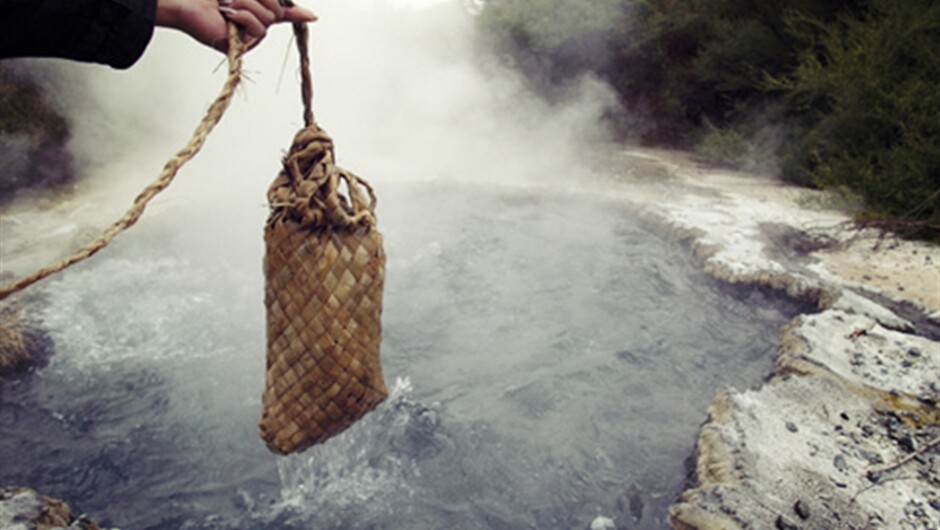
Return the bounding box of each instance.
[777,311,938,400]
[858,450,883,465]
[0,304,50,378]
[620,149,940,530]
[793,499,810,520]
[0,487,102,530]
[0,487,42,529]
[668,371,938,530]
[832,454,848,473]
[774,514,799,530]
[892,432,917,453]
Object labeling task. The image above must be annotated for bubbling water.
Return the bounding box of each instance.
[1,182,809,529]
[2,2,809,529]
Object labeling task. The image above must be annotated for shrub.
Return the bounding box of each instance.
[0,64,74,202]
[694,127,749,166]
[770,0,940,237]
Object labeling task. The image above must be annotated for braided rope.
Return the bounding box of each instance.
[265,21,377,232]
[1,10,364,302]
[0,25,249,302]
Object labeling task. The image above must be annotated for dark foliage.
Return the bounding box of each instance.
[477,0,939,239]
[0,64,75,202]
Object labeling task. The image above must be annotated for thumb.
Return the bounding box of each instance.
[283,6,318,23]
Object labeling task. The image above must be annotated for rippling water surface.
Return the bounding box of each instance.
[1,182,808,529]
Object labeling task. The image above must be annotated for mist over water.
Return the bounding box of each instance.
[1,2,810,529]
[64,0,614,197]
[2,0,614,281]
[2,181,809,529]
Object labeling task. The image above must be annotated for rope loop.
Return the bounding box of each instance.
[267,125,377,230]
[266,18,378,232]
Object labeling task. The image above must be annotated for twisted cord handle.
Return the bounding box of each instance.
[0,24,249,302]
[290,18,315,127]
[265,14,378,232]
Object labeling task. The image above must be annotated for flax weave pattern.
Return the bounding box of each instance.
[0,8,388,453]
[257,20,387,454]
[259,126,387,454]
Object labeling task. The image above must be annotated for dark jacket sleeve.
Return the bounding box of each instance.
[0,0,157,69]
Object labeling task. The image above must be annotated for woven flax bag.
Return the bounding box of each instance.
[258,23,388,455]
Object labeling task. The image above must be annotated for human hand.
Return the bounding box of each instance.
[155,0,317,52]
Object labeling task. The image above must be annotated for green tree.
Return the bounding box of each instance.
[477,0,940,238]
[770,0,940,236]
[477,0,854,143]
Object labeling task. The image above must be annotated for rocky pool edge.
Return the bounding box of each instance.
[604,148,939,530]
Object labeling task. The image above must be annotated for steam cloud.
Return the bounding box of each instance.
[11,0,616,272]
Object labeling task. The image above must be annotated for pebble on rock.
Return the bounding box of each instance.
[833,454,849,473]
[794,499,811,520]
[775,514,799,530]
